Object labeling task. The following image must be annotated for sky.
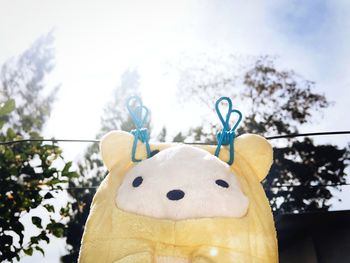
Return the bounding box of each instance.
[1,0,350,262]
[1,0,349,152]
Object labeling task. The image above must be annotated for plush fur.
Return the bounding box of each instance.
[78,131,278,263]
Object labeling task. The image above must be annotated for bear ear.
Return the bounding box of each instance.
[234,134,273,182]
[100,131,136,171]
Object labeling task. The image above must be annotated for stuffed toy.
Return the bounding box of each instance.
[78,130,278,262]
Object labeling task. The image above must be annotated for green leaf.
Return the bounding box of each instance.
[35,246,45,256]
[43,204,55,213]
[31,216,42,229]
[24,247,33,256]
[46,178,63,185]
[60,206,71,217]
[47,222,65,237]
[39,231,50,243]
[30,236,40,245]
[6,128,16,139]
[62,161,72,174]
[52,227,64,237]
[65,171,79,179]
[0,99,16,116]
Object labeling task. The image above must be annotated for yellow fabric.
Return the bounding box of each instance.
[78,131,278,263]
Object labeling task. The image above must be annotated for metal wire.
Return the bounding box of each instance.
[2,130,350,191]
[265,130,350,140]
[1,130,350,145]
[266,182,350,189]
[0,138,99,145]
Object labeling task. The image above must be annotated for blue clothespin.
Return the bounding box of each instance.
[126,96,151,162]
[214,97,242,165]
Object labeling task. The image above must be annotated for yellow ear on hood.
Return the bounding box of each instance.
[100,130,135,171]
[234,134,273,182]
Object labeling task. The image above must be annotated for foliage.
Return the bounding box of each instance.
[61,69,143,263]
[267,139,350,214]
[240,57,329,135]
[60,142,104,263]
[177,55,349,214]
[0,32,78,262]
[0,129,78,261]
[0,31,58,134]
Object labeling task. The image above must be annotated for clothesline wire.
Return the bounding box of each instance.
[265,130,350,140]
[1,130,350,145]
[0,138,100,145]
[2,130,350,190]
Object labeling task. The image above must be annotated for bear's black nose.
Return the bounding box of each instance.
[166,189,185,201]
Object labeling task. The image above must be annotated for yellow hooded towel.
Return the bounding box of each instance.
[78,131,278,263]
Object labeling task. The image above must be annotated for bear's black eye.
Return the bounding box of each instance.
[215,179,229,188]
[132,176,143,188]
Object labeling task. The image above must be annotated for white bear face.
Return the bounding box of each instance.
[116,145,249,220]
